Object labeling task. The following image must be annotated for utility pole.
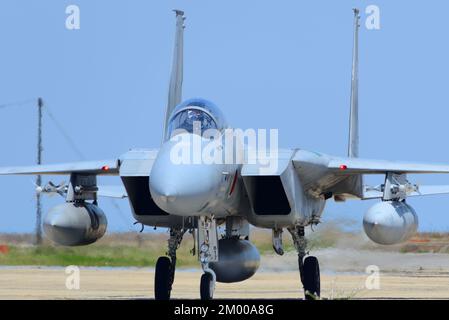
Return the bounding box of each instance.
[35,97,43,245]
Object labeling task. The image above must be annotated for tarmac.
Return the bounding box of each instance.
[2,248,449,299]
[1,266,449,299]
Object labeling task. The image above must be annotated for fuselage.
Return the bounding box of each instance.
[148,98,327,225]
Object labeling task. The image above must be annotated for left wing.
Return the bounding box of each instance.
[327,157,449,199]
[292,150,449,200]
[0,159,119,176]
[327,157,449,175]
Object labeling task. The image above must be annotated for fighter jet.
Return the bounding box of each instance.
[2,9,449,300]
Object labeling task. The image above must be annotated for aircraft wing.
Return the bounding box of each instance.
[321,156,449,200]
[0,159,119,176]
[291,150,449,200]
[328,157,449,175]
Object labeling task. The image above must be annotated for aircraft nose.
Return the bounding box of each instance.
[151,183,178,204]
[149,136,223,216]
[150,165,219,215]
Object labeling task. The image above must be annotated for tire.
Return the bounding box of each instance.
[200,273,213,300]
[155,256,171,300]
[303,256,320,300]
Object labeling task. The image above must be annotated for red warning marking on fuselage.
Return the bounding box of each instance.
[229,170,238,195]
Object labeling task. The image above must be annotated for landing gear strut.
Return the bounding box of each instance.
[288,226,320,300]
[154,228,185,300]
[197,216,218,300]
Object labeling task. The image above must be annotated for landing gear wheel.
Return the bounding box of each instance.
[303,256,320,300]
[200,273,214,300]
[155,256,172,300]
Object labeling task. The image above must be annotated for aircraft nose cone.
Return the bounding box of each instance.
[150,167,218,215]
[159,194,177,203]
[149,135,223,216]
[150,183,178,205]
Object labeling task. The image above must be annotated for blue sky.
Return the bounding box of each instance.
[1,0,449,232]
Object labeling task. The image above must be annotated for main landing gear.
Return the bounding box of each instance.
[288,226,320,300]
[154,228,185,300]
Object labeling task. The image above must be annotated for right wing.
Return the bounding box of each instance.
[0,159,119,176]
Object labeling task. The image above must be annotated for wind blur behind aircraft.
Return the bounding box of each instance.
[2,9,449,300]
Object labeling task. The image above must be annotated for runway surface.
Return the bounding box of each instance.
[1,266,449,299]
[2,249,449,299]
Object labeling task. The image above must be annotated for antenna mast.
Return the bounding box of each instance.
[35,97,43,245]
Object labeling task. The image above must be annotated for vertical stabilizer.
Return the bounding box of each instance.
[348,8,360,158]
[163,10,185,141]
[342,8,364,199]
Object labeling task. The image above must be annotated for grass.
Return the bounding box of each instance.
[0,228,340,267]
[1,245,158,267]
[1,224,449,267]
[0,233,199,267]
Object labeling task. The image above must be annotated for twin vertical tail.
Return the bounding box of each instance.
[163,9,360,153]
[348,8,360,158]
[163,10,185,141]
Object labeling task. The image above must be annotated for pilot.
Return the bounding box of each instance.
[176,109,216,133]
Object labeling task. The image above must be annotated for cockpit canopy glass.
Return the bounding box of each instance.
[168,108,217,135]
[167,99,227,138]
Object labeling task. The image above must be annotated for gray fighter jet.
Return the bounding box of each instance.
[2,9,449,300]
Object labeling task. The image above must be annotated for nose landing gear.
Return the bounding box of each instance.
[153,216,220,300]
[198,216,218,300]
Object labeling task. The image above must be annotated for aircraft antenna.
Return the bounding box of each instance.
[36,97,43,245]
[0,98,44,244]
